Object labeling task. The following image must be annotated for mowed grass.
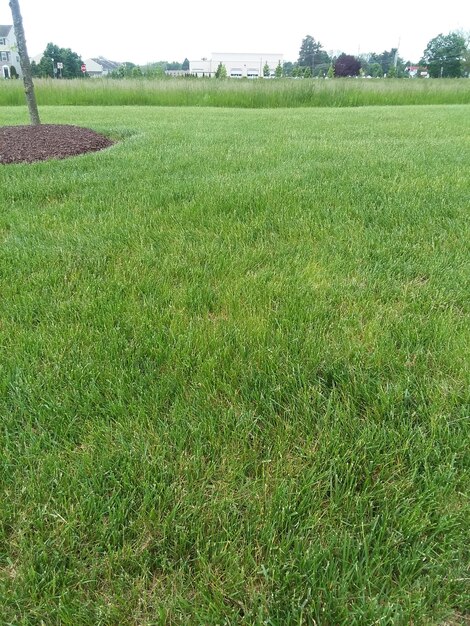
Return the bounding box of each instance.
[0,105,469,624]
[1,77,470,107]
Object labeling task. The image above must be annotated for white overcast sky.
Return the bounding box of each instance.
[1,0,469,64]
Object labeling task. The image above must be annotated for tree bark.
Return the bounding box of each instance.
[9,0,40,125]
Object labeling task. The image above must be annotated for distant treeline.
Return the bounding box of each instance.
[27,31,470,81]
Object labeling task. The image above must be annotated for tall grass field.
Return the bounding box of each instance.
[0,77,469,107]
[0,104,469,624]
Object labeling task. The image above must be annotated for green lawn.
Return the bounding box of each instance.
[0,105,469,625]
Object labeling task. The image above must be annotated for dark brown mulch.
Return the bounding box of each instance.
[0,124,114,165]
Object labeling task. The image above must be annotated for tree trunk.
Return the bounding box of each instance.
[9,0,40,125]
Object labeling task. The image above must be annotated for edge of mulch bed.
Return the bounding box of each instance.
[0,124,114,165]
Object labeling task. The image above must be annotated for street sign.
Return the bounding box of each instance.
[57,62,63,69]
[81,64,86,73]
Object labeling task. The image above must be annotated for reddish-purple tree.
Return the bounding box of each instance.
[334,54,361,77]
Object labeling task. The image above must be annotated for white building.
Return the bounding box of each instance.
[83,58,105,77]
[190,52,283,78]
[0,25,21,79]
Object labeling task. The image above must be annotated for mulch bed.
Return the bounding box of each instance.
[0,124,114,165]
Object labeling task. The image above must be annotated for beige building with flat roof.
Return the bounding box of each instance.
[190,52,283,78]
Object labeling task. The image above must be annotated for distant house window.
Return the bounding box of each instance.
[1,51,11,62]
[0,38,6,45]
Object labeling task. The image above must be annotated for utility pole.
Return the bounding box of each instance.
[395,37,401,68]
[9,0,40,125]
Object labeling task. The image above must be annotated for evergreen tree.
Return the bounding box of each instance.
[215,62,227,78]
[298,35,321,70]
[263,62,270,77]
[275,61,283,78]
[298,35,328,74]
[282,61,294,76]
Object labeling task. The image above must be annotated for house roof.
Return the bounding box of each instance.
[91,57,121,71]
[83,58,104,73]
[0,25,13,38]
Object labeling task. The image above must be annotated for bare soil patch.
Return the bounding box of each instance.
[0,124,113,165]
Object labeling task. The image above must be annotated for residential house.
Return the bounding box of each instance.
[405,65,429,78]
[0,25,22,79]
[190,52,283,78]
[89,57,121,76]
[83,58,105,77]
